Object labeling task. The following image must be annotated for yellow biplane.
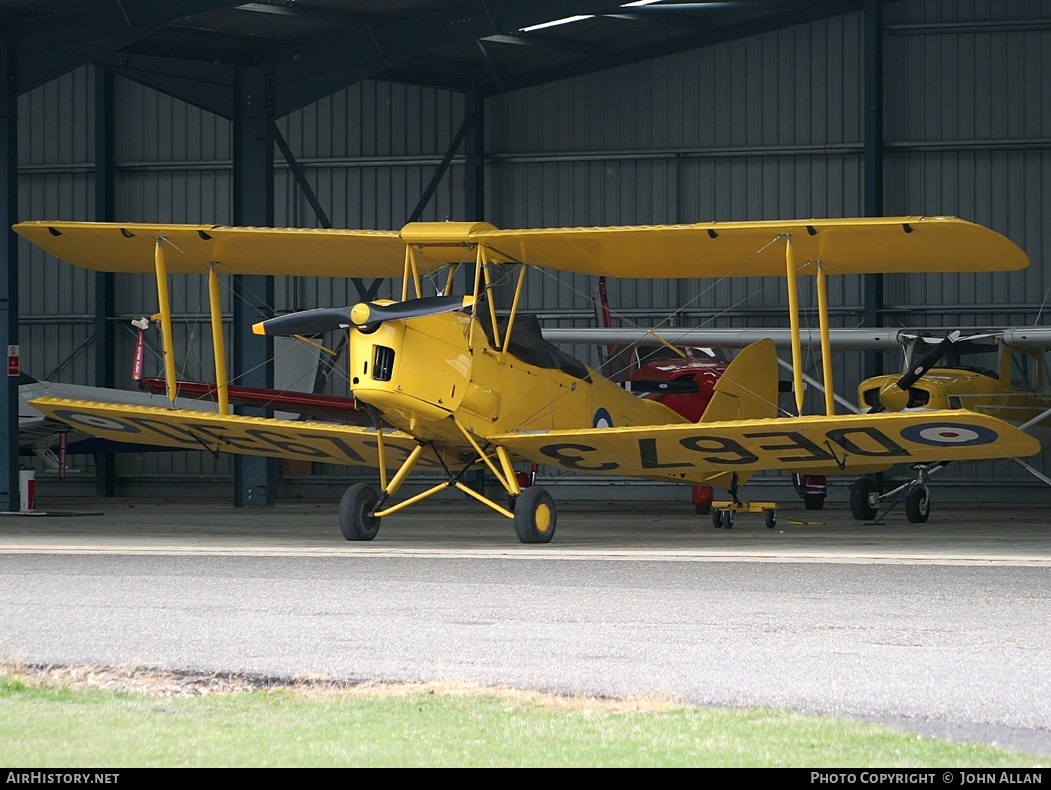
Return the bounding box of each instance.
[13,216,1041,542]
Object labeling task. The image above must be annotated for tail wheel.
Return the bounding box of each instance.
[339,483,381,541]
[513,486,556,544]
[712,509,723,529]
[764,509,777,529]
[849,478,878,521]
[905,488,930,524]
[721,509,734,529]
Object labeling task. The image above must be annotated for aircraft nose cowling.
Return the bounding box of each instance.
[348,313,473,433]
[877,380,910,412]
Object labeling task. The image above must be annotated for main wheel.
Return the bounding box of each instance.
[803,495,824,511]
[904,487,930,524]
[712,509,723,528]
[764,509,777,529]
[694,504,711,516]
[721,509,734,529]
[849,477,878,521]
[339,483,381,541]
[513,486,556,544]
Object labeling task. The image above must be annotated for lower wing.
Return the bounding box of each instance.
[29,397,460,471]
[488,410,1041,483]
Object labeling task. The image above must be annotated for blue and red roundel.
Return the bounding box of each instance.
[899,422,998,447]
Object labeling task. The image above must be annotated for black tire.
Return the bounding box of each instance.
[339,483,381,541]
[850,477,878,521]
[803,495,824,511]
[513,486,556,544]
[764,510,777,529]
[694,504,711,516]
[712,509,723,529]
[722,509,734,529]
[905,488,930,524]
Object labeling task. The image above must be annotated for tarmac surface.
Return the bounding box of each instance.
[2,494,1049,561]
[1,494,1050,759]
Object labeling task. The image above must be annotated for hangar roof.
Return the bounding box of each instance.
[0,0,864,116]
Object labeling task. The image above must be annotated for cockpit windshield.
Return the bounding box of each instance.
[904,336,1000,379]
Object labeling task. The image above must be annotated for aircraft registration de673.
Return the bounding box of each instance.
[544,323,1051,524]
[13,216,1041,543]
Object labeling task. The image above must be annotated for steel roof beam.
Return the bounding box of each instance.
[12,0,243,94]
[495,1,860,94]
[94,54,237,118]
[482,32,608,57]
[270,0,632,116]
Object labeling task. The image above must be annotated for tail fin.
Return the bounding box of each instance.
[699,338,780,423]
[697,338,779,491]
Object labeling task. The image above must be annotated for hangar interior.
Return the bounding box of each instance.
[3,0,1050,508]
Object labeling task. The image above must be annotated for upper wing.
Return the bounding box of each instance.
[16,216,1026,280]
[29,397,462,470]
[13,222,418,277]
[469,216,1028,278]
[487,410,1040,483]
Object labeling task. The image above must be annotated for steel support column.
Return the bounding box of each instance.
[94,67,116,497]
[464,90,488,494]
[863,0,884,379]
[464,90,485,222]
[232,65,276,507]
[0,34,18,512]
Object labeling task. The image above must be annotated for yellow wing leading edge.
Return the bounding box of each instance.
[14,216,1028,279]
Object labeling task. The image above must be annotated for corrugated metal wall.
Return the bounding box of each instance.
[15,0,1051,497]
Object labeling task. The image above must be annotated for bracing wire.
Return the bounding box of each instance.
[509,233,803,427]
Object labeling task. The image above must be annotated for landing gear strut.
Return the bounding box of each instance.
[849,463,945,524]
[338,417,557,544]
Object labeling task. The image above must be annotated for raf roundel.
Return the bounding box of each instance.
[55,409,141,434]
[899,422,999,447]
[593,408,613,429]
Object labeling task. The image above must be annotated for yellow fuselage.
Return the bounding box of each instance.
[347,312,685,448]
